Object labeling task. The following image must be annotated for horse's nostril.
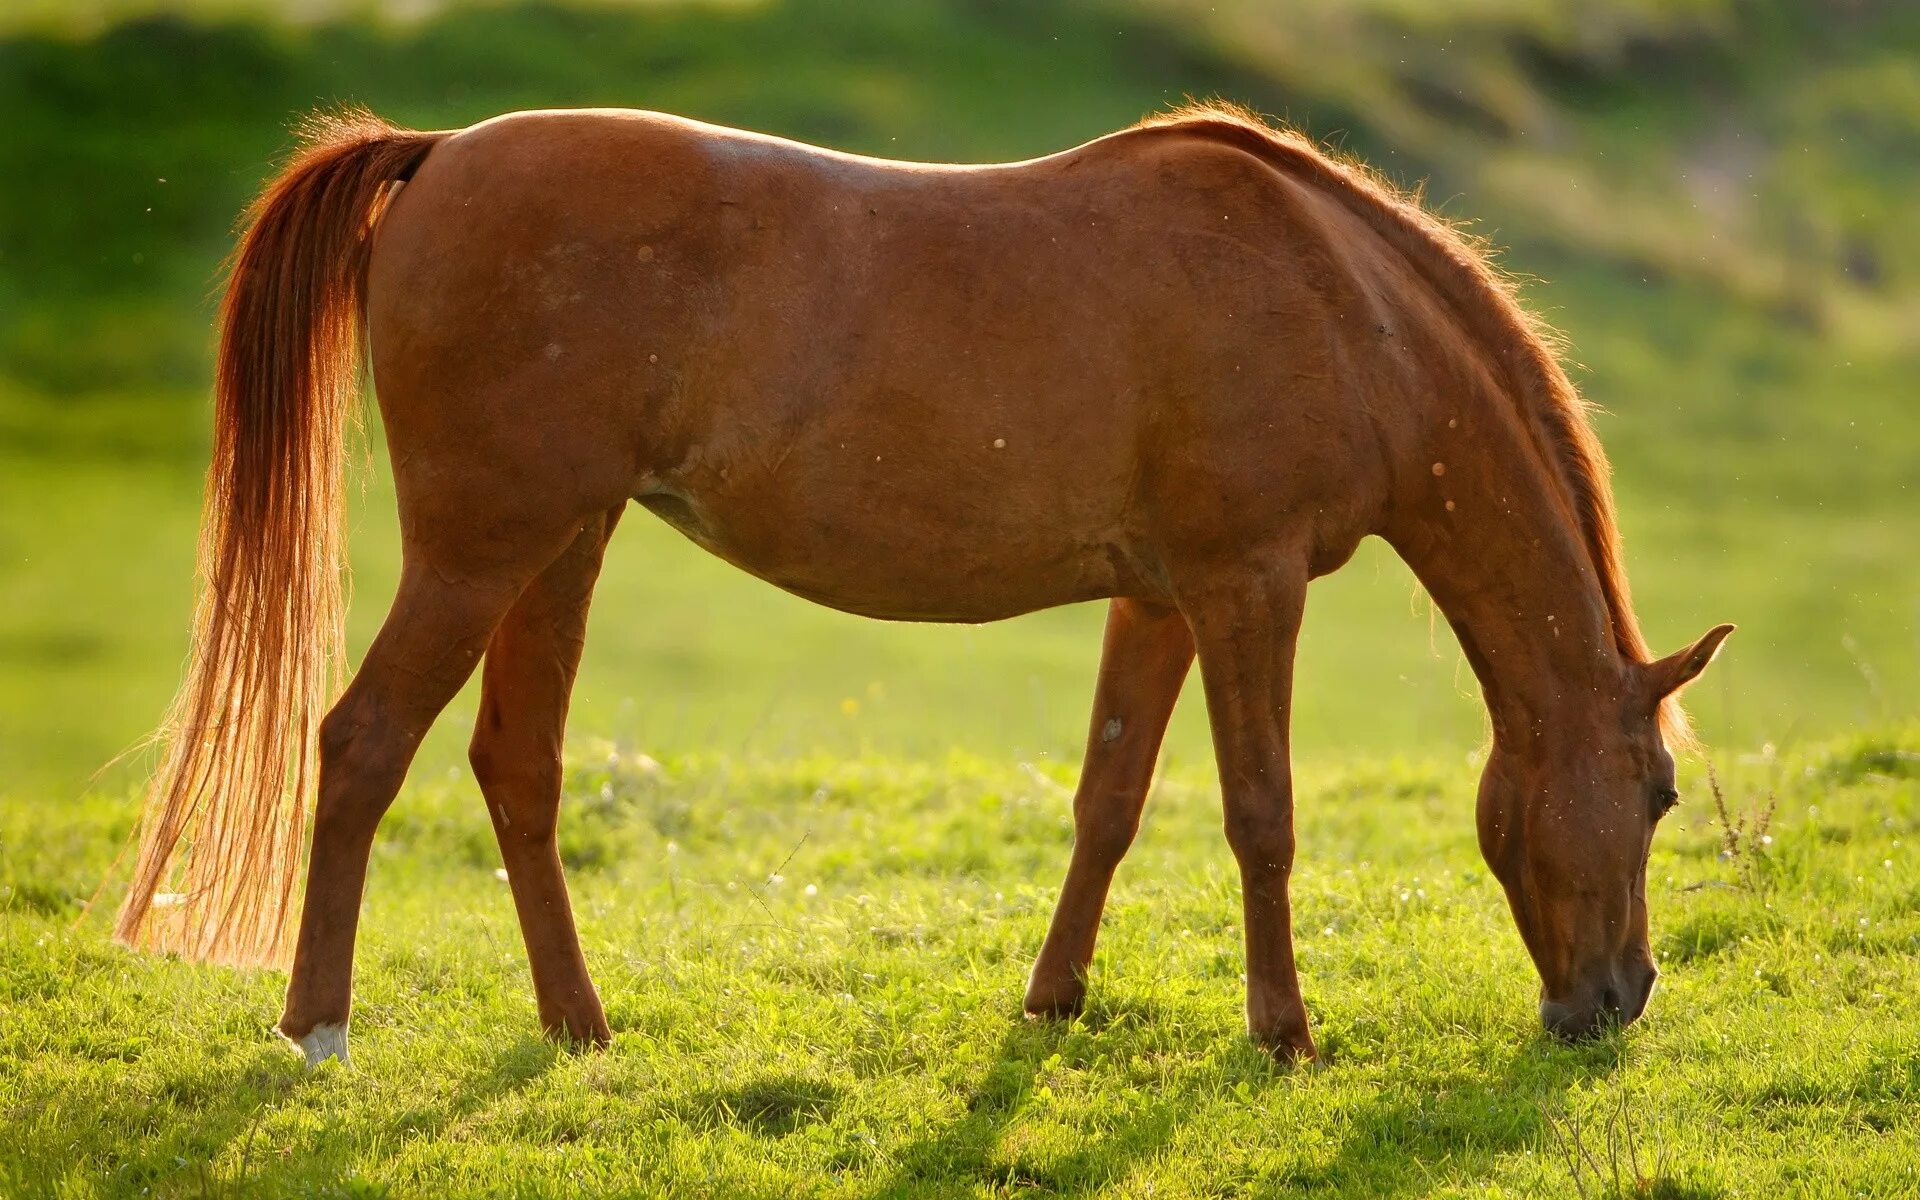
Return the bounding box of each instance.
[1618,966,1657,1025]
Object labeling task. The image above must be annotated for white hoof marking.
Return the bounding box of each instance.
[292,1023,350,1068]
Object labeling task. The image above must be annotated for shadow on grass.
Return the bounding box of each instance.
[850,993,1636,1198]
[683,1073,842,1138]
[1265,1033,1631,1196]
[2,1030,572,1198]
[852,996,1635,1198]
[4,990,1640,1198]
[861,994,1221,1199]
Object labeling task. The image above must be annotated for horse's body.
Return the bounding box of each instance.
[375,108,1390,621]
[116,104,1730,1066]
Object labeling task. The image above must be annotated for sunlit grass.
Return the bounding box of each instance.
[3,730,1915,1196]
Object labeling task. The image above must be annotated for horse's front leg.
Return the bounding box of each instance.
[1183,558,1315,1061]
[1026,598,1195,1017]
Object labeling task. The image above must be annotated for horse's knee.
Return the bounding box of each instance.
[1072,795,1142,865]
[1224,801,1295,871]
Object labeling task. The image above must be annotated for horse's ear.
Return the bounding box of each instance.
[1643,623,1735,702]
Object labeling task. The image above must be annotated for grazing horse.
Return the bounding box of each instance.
[116,102,1731,1066]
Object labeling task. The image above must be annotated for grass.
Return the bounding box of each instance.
[2,728,1916,1196]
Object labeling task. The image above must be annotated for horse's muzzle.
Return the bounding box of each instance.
[1539,963,1658,1040]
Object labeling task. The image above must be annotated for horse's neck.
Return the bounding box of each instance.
[1384,395,1628,747]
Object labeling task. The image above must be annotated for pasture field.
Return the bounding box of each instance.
[2,2,1917,1196]
[3,728,1917,1197]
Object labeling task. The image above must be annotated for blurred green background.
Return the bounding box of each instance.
[1,0,1915,802]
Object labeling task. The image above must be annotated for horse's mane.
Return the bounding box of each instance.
[1135,101,1687,746]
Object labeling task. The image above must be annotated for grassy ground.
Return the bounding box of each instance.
[2,728,1916,1197]
[2,0,1917,802]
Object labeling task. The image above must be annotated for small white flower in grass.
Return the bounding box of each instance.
[494,869,509,882]
[768,873,785,886]
[804,884,818,897]
[666,841,679,856]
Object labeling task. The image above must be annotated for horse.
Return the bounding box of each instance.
[114,101,1732,1067]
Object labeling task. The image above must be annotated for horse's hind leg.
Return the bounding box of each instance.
[276,509,592,1066]
[468,505,623,1048]
[1025,598,1194,1017]
[1182,556,1316,1061]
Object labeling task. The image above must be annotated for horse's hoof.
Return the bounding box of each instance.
[1250,1026,1318,1066]
[551,1028,612,1054]
[285,1022,350,1068]
[1022,986,1086,1021]
[1256,1041,1318,1067]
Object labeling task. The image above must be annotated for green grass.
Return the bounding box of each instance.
[3,729,1916,1196]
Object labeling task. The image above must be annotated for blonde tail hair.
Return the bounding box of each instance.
[115,110,445,967]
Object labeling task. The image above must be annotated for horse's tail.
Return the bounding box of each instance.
[114,110,447,968]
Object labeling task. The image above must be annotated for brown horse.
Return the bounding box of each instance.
[115,102,1731,1066]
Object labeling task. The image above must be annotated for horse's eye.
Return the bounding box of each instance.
[1652,785,1681,819]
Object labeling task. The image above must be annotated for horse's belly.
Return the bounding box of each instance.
[635,480,1146,623]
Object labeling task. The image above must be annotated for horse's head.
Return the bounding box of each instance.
[1476,623,1734,1040]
